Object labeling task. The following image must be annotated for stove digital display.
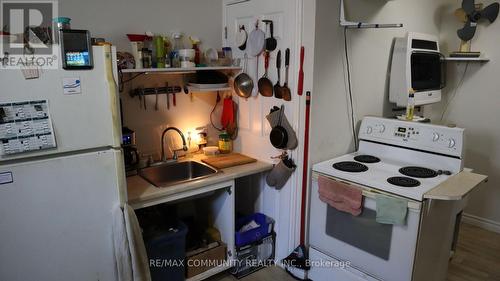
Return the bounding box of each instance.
[398,127,407,133]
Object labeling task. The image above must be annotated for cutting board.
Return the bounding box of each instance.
[202,153,257,169]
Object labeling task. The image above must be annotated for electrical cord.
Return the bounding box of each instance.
[118,70,145,92]
[440,62,469,122]
[210,91,224,131]
[343,27,358,150]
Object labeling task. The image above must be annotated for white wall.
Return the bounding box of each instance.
[429,0,500,226]
[311,0,500,226]
[311,0,444,163]
[59,0,223,51]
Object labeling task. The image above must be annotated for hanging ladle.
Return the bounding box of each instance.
[234,54,254,98]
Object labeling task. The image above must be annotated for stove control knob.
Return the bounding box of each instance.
[432,132,440,142]
[448,138,456,148]
[366,126,373,134]
[379,125,386,133]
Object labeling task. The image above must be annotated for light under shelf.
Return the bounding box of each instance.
[121,66,242,74]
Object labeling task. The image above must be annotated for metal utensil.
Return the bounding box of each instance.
[263,20,277,52]
[165,82,170,110]
[258,51,273,97]
[282,48,292,101]
[274,50,283,99]
[154,87,159,111]
[234,54,254,98]
[141,88,147,110]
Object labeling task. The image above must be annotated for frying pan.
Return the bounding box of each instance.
[263,20,277,52]
[270,105,288,149]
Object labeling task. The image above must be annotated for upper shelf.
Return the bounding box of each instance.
[120,66,242,74]
[444,57,490,62]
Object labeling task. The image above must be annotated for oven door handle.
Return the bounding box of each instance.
[313,172,421,210]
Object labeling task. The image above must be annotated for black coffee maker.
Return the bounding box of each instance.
[122,127,139,170]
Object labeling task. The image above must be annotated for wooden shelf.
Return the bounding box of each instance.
[121,66,241,74]
[444,57,489,62]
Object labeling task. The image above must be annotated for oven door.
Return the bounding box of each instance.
[410,51,445,91]
[309,174,421,281]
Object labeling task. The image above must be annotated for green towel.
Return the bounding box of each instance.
[375,194,408,225]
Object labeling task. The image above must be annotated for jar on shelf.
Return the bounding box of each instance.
[218,132,232,154]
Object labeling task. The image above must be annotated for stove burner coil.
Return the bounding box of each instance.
[332,161,368,173]
[354,155,381,163]
[387,176,421,187]
[399,166,438,178]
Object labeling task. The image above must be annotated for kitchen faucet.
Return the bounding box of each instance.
[161,127,188,162]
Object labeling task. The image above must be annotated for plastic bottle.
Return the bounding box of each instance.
[405,88,416,121]
[170,33,184,68]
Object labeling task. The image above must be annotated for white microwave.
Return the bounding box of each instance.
[389,32,445,107]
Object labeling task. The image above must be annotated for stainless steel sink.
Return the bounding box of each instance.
[139,160,219,187]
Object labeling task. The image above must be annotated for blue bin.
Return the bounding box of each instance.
[143,221,188,281]
[235,213,275,247]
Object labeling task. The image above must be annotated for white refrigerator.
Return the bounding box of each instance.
[0,46,125,281]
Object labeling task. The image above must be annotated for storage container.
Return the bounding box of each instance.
[235,213,274,247]
[143,221,188,281]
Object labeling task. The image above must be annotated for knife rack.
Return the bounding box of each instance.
[130,86,182,97]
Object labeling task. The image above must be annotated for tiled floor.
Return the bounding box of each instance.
[210,223,500,281]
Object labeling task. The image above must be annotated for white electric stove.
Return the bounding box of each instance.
[314,116,464,201]
[309,116,466,281]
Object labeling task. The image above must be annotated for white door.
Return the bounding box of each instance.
[0,149,124,281]
[0,46,121,162]
[309,176,421,281]
[224,0,314,260]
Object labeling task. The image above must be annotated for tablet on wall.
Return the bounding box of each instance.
[60,29,94,70]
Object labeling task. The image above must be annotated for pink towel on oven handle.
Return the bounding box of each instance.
[318,175,363,216]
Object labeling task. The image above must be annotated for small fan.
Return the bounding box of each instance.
[452,0,499,57]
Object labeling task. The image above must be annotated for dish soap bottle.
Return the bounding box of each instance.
[405,88,415,121]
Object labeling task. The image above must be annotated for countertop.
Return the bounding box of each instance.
[126,154,273,209]
[424,171,488,200]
